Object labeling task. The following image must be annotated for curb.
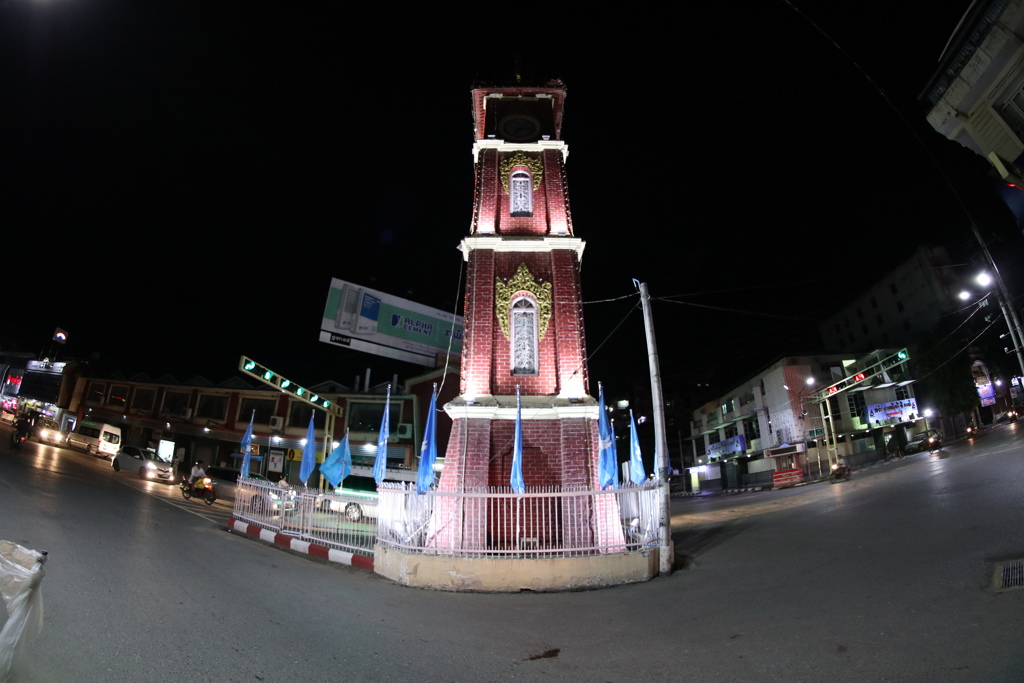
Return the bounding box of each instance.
[226,518,374,572]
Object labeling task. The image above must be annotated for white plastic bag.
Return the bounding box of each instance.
[0,542,46,683]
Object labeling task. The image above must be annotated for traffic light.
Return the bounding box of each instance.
[238,355,339,415]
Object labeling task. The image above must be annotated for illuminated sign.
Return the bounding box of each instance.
[706,434,746,459]
[866,398,919,426]
[319,279,463,367]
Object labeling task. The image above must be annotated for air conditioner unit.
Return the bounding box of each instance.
[269,416,284,430]
[396,423,413,439]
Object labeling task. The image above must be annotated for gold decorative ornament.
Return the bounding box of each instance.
[499,152,544,193]
[496,263,552,339]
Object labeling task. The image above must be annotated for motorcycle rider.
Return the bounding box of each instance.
[187,460,206,489]
[11,415,31,447]
[836,455,850,475]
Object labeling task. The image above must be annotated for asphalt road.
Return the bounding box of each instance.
[1,423,1023,682]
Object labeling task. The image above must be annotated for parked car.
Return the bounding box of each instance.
[905,428,942,454]
[35,419,65,445]
[245,473,297,514]
[112,446,175,482]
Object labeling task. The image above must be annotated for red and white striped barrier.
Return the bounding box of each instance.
[226,518,374,571]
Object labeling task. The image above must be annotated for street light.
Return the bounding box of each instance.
[784,377,821,476]
[973,271,1024,381]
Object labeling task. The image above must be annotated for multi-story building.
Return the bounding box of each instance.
[3,360,458,484]
[818,246,962,353]
[922,0,1024,194]
[688,350,919,492]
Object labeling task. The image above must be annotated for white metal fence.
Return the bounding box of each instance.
[376,482,662,559]
[232,478,378,557]
[232,478,663,561]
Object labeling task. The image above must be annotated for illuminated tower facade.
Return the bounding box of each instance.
[440,81,601,502]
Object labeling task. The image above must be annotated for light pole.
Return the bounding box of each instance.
[786,377,820,478]
[959,272,1024,381]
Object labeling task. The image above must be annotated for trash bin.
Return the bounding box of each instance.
[0,542,47,683]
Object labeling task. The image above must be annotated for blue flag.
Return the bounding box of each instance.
[597,383,619,489]
[373,386,391,485]
[510,387,525,494]
[299,412,317,486]
[628,410,647,485]
[239,411,254,478]
[417,385,438,495]
[320,434,352,488]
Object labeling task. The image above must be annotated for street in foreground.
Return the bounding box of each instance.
[1,423,1023,682]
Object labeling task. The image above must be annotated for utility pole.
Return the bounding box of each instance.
[636,280,674,576]
[971,224,1024,379]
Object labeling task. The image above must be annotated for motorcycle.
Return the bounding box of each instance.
[180,475,217,505]
[966,424,979,439]
[9,431,26,451]
[829,463,852,483]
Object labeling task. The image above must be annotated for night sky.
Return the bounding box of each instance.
[2,1,1019,402]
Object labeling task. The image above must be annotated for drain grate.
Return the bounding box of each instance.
[991,559,1024,592]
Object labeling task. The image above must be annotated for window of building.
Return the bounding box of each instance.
[510,170,533,217]
[195,394,227,420]
[721,397,736,415]
[131,388,155,412]
[162,391,190,417]
[724,424,738,439]
[107,385,128,408]
[895,385,911,401]
[743,417,761,440]
[511,296,538,375]
[289,401,328,429]
[86,382,106,404]
[1000,84,1024,139]
[238,398,277,425]
[847,392,866,422]
[344,401,400,433]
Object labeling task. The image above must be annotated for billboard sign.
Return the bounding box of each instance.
[706,434,746,459]
[319,279,463,367]
[866,398,919,426]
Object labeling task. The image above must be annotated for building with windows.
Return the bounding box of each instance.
[922,0,1024,219]
[56,368,458,484]
[688,350,919,491]
[818,245,961,353]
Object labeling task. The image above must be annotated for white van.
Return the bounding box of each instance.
[66,421,122,458]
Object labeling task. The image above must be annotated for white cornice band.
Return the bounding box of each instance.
[459,236,585,262]
[472,139,568,164]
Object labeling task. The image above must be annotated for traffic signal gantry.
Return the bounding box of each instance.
[238,355,344,419]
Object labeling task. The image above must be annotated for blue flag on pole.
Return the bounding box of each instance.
[299,412,317,486]
[373,386,391,485]
[510,387,525,494]
[320,433,352,488]
[417,385,438,495]
[628,410,647,485]
[597,383,619,489]
[239,411,254,478]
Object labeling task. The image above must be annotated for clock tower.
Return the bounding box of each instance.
[439,81,604,509]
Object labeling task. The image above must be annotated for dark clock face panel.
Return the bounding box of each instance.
[499,114,541,142]
[485,98,555,142]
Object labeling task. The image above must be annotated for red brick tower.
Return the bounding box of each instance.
[440,81,600,501]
